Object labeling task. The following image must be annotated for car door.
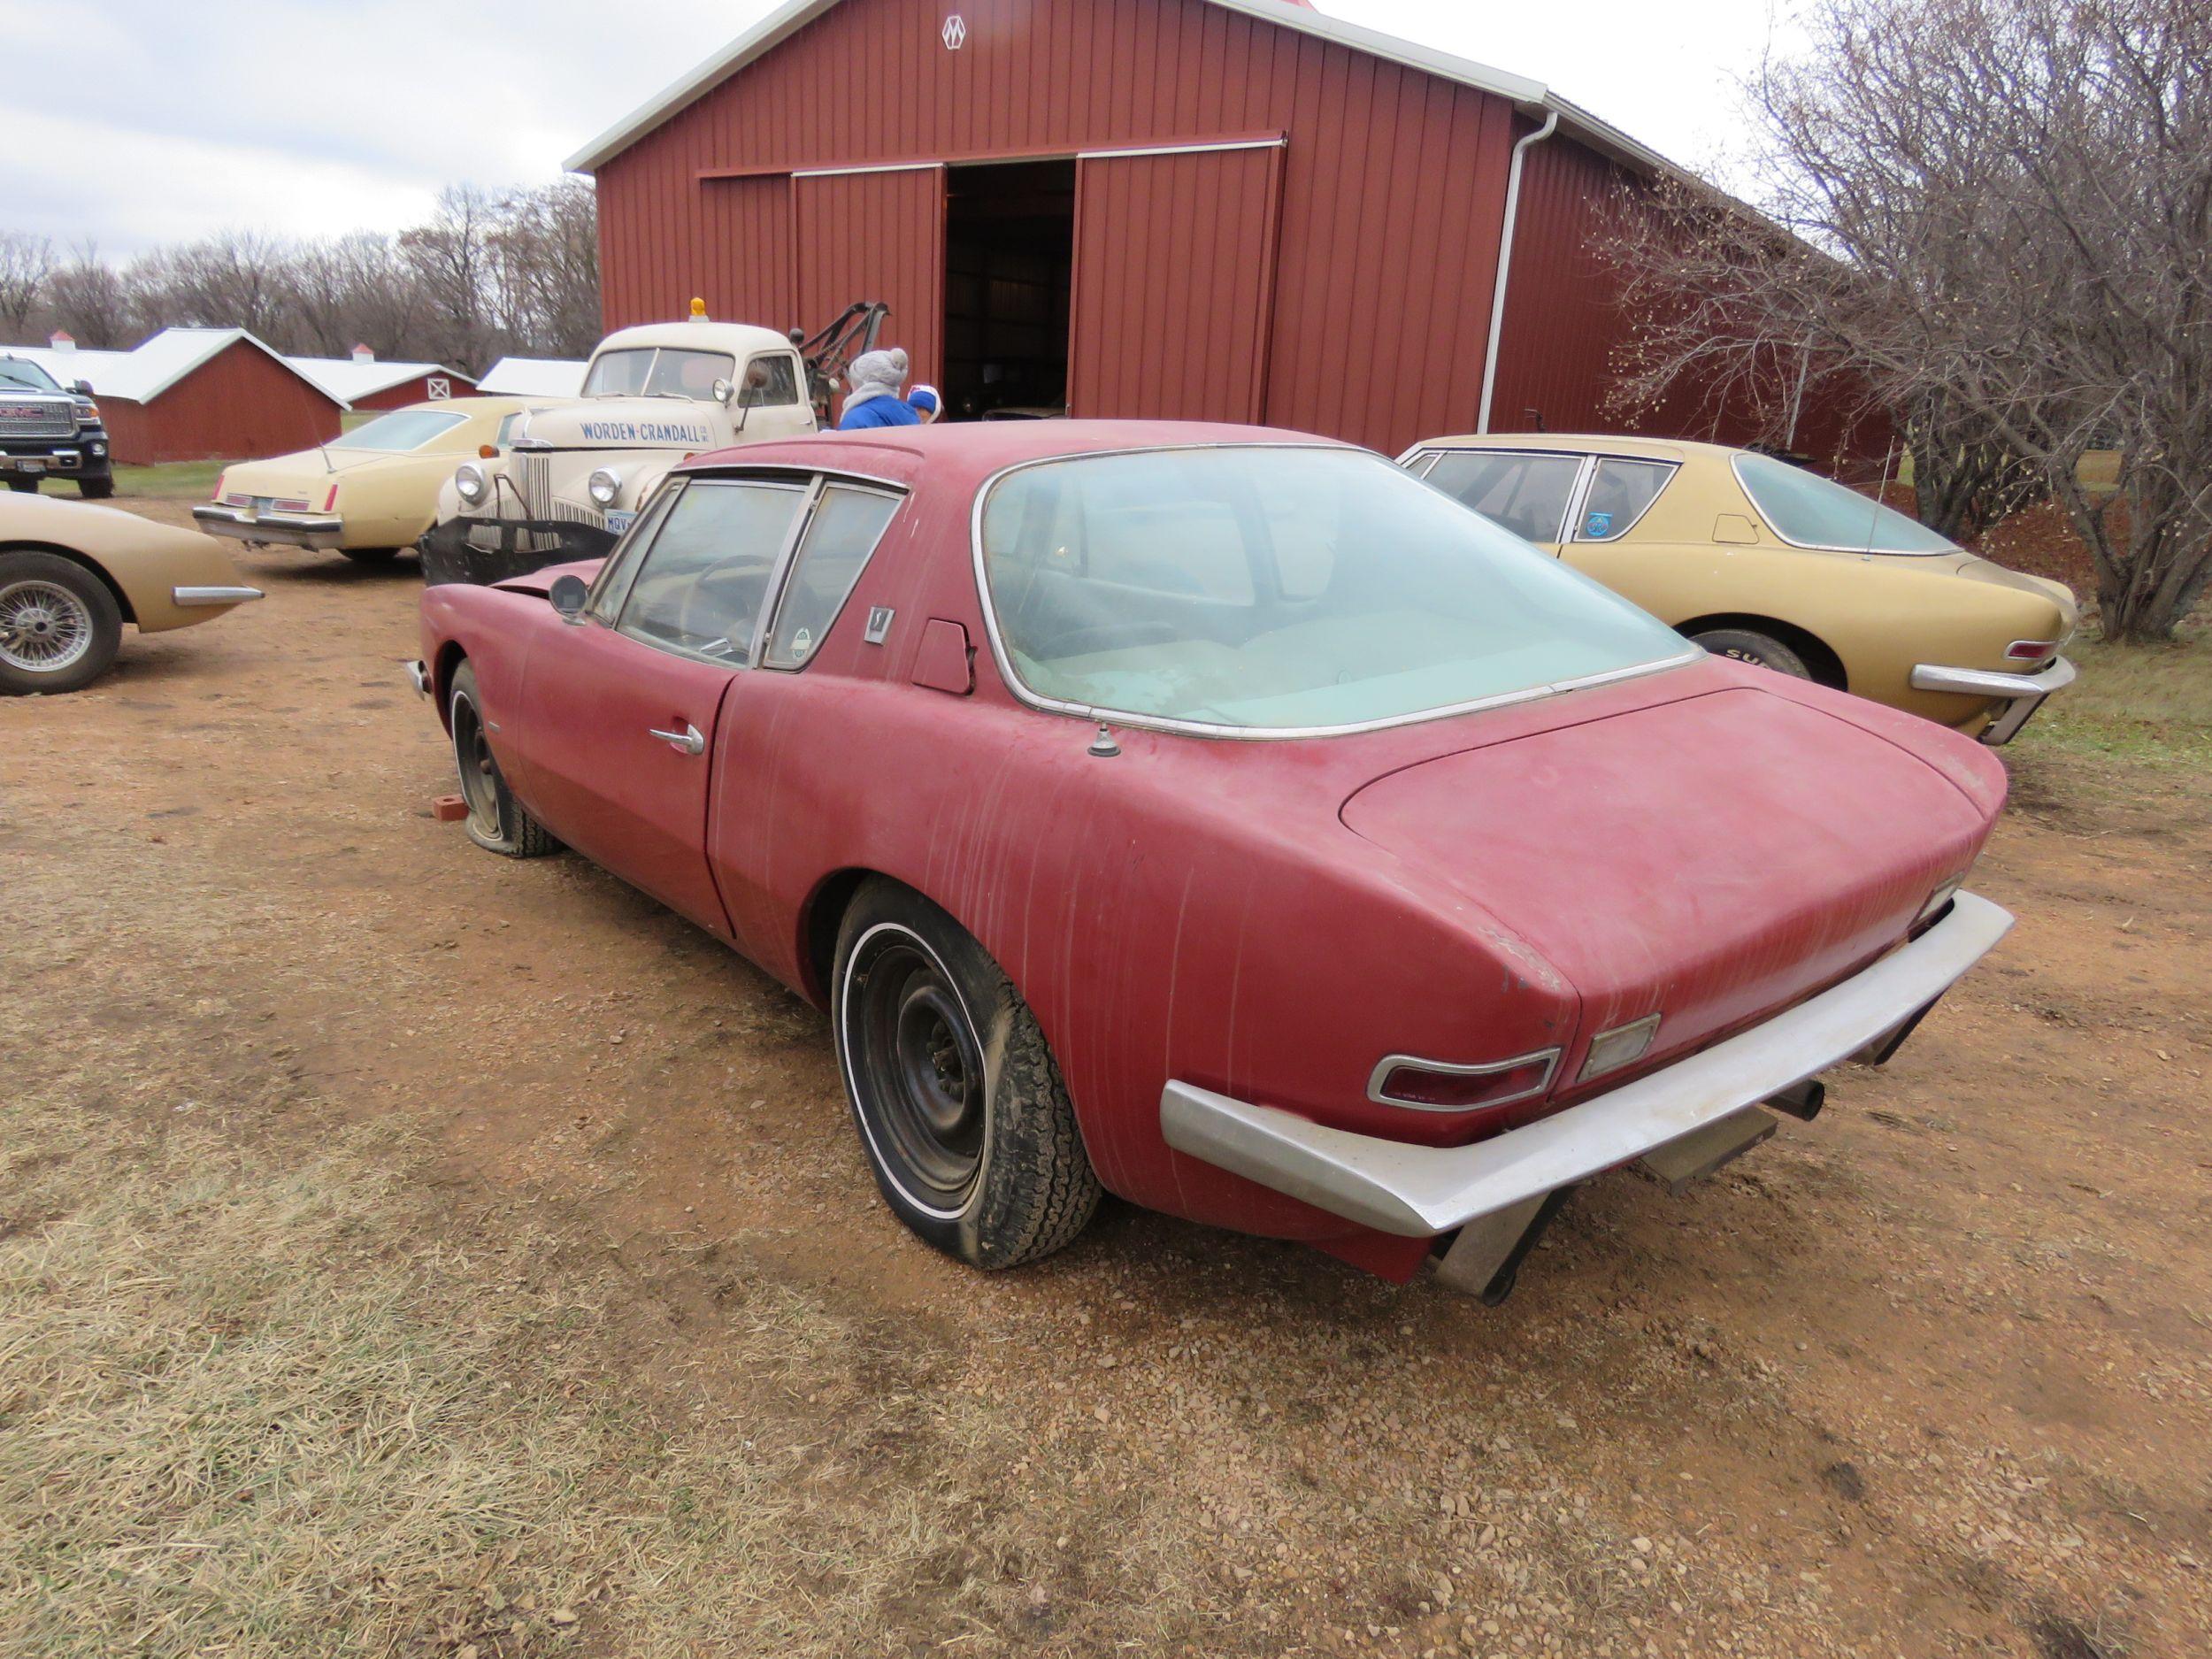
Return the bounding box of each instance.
[511,474,811,935]
[1411,449,1588,552]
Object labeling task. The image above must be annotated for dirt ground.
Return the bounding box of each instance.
[4,500,2209,1658]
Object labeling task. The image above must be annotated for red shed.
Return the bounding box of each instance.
[567,0,1866,466]
[21,328,344,465]
[288,348,480,412]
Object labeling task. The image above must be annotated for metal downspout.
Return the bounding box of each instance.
[1477,109,1559,434]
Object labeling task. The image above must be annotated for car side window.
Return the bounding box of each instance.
[764,486,902,668]
[740,354,802,409]
[1574,459,1677,542]
[586,479,684,624]
[1422,451,1585,544]
[615,480,809,663]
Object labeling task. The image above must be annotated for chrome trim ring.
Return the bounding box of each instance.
[1366,1046,1562,1111]
[0,578,95,672]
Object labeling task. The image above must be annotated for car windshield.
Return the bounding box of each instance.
[582,347,735,402]
[0,358,61,392]
[979,447,1692,733]
[332,410,470,452]
[1733,450,1957,555]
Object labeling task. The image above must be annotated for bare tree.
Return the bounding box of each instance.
[1608,0,2212,641]
[43,242,132,349]
[0,231,55,338]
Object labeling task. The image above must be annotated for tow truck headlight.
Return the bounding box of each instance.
[454,462,488,506]
[587,467,623,508]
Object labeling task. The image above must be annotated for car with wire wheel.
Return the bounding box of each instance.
[193,396,568,566]
[1400,433,2079,745]
[410,422,2017,1302]
[1,492,261,694]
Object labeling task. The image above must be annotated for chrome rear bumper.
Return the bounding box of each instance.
[193,504,346,550]
[1911,657,2077,744]
[1160,891,2014,1239]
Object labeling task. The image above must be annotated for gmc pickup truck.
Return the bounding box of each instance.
[1,353,113,498]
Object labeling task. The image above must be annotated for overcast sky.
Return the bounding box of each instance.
[6,0,1801,256]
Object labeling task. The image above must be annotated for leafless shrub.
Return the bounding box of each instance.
[1608,0,2212,641]
[0,231,54,338]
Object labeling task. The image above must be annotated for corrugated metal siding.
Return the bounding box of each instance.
[795,165,946,402]
[702,173,797,331]
[1068,144,1280,421]
[97,342,342,464]
[594,0,1519,456]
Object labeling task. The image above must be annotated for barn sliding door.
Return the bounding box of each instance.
[794,164,946,411]
[1067,141,1285,423]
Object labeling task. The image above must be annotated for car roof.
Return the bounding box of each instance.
[681,419,1358,492]
[598,319,795,357]
[1410,432,1740,465]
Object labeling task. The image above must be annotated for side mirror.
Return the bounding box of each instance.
[549,573,589,620]
[72,380,94,396]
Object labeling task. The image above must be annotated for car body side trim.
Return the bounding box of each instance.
[1161,891,2014,1238]
[170,586,265,606]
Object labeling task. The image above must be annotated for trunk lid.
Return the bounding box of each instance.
[1340,687,1995,1086]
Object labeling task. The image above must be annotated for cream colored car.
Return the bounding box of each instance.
[2,493,261,693]
[1401,434,2078,743]
[195,396,567,565]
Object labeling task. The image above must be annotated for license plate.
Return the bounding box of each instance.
[18,459,44,473]
[606,510,636,535]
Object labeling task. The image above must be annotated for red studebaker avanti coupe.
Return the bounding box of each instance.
[411,421,2014,1300]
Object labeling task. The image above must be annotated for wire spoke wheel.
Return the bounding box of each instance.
[844,929,989,1216]
[0,579,95,674]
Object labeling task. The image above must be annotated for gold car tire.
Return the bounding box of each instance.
[1692,627,1812,680]
[447,660,562,860]
[0,551,123,695]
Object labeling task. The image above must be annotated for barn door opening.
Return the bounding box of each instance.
[941,160,1075,422]
[793,165,946,422]
[1067,141,1285,423]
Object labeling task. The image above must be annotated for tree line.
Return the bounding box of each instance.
[0,181,600,376]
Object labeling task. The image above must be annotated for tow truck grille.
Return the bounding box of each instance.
[0,401,74,440]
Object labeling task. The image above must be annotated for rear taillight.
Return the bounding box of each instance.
[211,472,227,503]
[1369,1048,1559,1111]
[2006,639,2059,662]
[322,484,338,511]
[1578,1013,1663,1084]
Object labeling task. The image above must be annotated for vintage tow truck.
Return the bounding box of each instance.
[422,300,886,584]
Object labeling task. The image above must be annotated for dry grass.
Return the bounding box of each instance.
[0,1094,1211,1658]
[2032,609,2212,764]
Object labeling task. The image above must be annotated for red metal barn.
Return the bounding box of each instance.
[569,0,1870,466]
[287,352,482,412]
[36,330,346,465]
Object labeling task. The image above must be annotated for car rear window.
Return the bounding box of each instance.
[1733,451,1956,554]
[979,446,1690,734]
[332,410,469,451]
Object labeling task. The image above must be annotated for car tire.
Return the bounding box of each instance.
[448,660,561,858]
[833,879,1102,1270]
[78,477,115,500]
[6,478,37,495]
[0,550,123,695]
[1693,627,1812,680]
[339,547,402,565]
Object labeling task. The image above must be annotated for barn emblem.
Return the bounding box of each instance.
[426,377,451,400]
[941,14,966,49]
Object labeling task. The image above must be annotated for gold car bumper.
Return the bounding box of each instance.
[1910,657,2078,744]
[192,504,346,551]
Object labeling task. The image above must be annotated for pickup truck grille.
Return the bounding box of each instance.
[0,400,75,440]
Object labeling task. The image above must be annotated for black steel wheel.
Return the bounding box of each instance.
[833,879,1101,1269]
[447,660,560,858]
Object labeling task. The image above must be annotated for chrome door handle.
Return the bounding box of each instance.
[648,722,705,756]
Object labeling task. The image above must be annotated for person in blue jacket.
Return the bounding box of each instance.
[836,349,922,429]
